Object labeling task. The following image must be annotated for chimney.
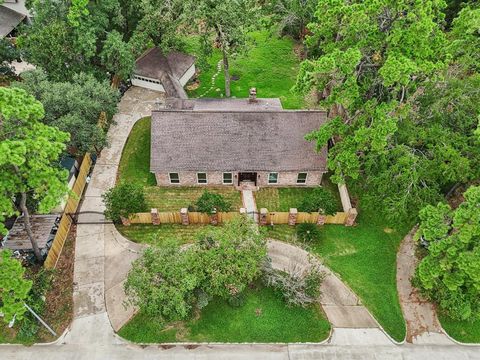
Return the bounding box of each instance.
[249,87,257,103]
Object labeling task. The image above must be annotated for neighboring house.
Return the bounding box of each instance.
[131,47,195,99]
[150,97,328,188]
[0,0,30,39]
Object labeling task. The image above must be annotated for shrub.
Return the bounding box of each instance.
[296,223,321,244]
[262,258,324,308]
[102,182,146,222]
[298,187,337,215]
[195,190,231,214]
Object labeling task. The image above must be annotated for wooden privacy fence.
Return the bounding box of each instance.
[126,210,239,226]
[265,211,348,225]
[44,154,92,269]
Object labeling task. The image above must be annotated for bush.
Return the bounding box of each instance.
[195,190,231,214]
[102,182,146,222]
[262,259,324,308]
[298,187,337,215]
[296,223,321,244]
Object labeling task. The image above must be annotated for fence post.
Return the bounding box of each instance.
[288,208,297,226]
[259,208,268,226]
[120,216,131,226]
[344,208,358,226]
[239,208,246,216]
[210,209,218,225]
[180,208,189,225]
[317,213,327,226]
[151,208,160,225]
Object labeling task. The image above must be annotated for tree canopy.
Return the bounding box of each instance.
[415,186,480,321]
[295,1,480,223]
[13,69,119,155]
[0,87,69,260]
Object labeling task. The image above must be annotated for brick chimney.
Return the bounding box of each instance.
[249,87,257,103]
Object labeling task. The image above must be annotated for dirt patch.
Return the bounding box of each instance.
[293,43,307,61]
[36,226,76,342]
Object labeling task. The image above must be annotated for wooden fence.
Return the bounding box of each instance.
[129,211,239,225]
[266,211,347,225]
[44,154,92,269]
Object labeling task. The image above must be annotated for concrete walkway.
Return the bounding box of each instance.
[63,87,164,344]
[397,227,453,344]
[241,189,258,222]
[267,240,391,345]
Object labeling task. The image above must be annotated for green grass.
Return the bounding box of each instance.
[118,117,242,211]
[118,117,156,186]
[255,184,343,212]
[186,31,306,109]
[144,186,242,211]
[116,224,215,246]
[119,285,330,343]
[265,209,409,342]
[439,315,480,343]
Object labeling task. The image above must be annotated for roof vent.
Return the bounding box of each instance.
[249,87,257,103]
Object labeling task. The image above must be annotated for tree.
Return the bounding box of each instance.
[124,241,199,321]
[194,216,267,299]
[0,87,69,262]
[268,0,317,40]
[102,182,146,223]
[0,38,21,78]
[195,190,231,214]
[190,0,253,97]
[294,1,480,223]
[100,30,135,81]
[13,69,119,155]
[0,250,33,323]
[298,187,337,215]
[415,186,480,321]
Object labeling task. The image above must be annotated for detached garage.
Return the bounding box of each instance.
[131,47,195,99]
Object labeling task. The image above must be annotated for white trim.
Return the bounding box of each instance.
[131,74,165,92]
[296,172,308,184]
[179,64,196,87]
[169,172,180,184]
[268,172,278,184]
[222,172,233,184]
[197,172,208,184]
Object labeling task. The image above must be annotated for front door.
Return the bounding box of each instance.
[238,172,257,185]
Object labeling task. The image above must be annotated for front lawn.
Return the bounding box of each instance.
[265,210,409,342]
[119,284,330,343]
[116,224,215,246]
[118,117,242,211]
[255,184,343,212]
[439,316,480,343]
[185,31,306,109]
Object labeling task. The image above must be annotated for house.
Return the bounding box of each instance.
[0,0,30,39]
[131,47,195,99]
[150,97,328,188]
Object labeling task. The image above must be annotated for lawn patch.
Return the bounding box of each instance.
[119,285,330,343]
[186,31,305,109]
[439,315,480,343]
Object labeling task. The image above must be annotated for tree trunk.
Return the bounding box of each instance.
[222,49,231,97]
[19,192,43,263]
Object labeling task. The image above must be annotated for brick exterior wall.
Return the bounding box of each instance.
[154,170,324,187]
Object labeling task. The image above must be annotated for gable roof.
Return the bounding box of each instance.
[0,5,25,38]
[165,97,283,111]
[133,48,195,98]
[150,109,328,173]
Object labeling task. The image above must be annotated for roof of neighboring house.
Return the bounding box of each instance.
[1,215,58,251]
[165,97,284,111]
[150,109,328,172]
[0,5,25,38]
[133,48,195,99]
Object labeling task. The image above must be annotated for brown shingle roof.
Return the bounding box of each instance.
[133,48,195,99]
[150,110,328,172]
[165,98,283,111]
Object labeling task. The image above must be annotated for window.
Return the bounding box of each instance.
[223,172,233,184]
[297,172,308,184]
[268,172,278,184]
[169,172,179,184]
[197,172,207,184]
